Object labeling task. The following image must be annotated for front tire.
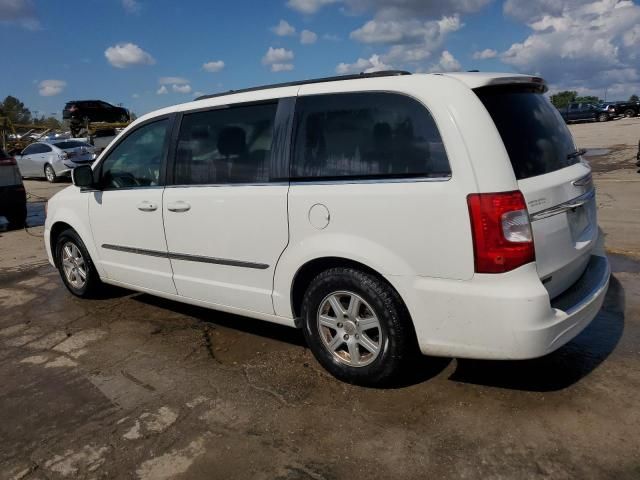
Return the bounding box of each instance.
[598,113,609,122]
[301,267,416,386]
[55,229,102,297]
[44,164,57,183]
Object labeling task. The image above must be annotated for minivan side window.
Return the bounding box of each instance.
[173,102,278,185]
[291,92,451,180]
[99,119,168,189]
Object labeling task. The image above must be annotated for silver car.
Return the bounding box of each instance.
[16,140,97,182]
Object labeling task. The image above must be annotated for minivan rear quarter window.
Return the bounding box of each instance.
[291,92,451,180]
[476,86,578,180]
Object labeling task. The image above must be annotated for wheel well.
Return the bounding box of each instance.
[49,221,73,266]
[290,257,408,323]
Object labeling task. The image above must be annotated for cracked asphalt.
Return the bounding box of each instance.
[1,118,639,479]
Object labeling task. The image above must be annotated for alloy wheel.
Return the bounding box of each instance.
[316,291,383,367]
[61,241,87,289]
[45,165,55,182]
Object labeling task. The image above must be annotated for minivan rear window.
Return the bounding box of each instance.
[476,86,578,180]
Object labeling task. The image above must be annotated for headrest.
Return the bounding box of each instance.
[217,127,246,156]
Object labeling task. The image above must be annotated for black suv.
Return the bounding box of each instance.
[63,100,130,133]
[0,148,27,228]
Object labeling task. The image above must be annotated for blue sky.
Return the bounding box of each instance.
[1,0,639,118]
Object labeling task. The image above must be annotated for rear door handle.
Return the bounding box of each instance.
[137,201,158,212]
[167,201,191,213]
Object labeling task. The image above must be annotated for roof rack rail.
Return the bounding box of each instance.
[195,70,411,101]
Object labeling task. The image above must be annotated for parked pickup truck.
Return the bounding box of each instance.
[613,101,639,117]
[557,102,611,123]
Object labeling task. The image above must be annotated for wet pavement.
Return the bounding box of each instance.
[1,125,640,478]
[1,247,639,479]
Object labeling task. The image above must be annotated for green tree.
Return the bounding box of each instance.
[630,94,639,103]
[550,91,577,109]
[0,96,32,124]
[33,115,62,129]
[575,95,601,104]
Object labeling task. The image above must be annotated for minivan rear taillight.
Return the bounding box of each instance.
[0,157,17,166]
[467,191,535,273]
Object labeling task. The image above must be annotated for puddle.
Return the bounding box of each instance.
[584,148,611,157]
[0,202,46,232]
[608,253,640,274]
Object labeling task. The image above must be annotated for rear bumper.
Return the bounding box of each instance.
[393,253,610,360]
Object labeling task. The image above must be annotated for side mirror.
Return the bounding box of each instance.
[72,165,96,189]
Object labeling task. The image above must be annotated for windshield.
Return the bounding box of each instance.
[54,141,92,150]
[475,86,578,180]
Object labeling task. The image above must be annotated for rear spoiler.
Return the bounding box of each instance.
[481,76,548,93]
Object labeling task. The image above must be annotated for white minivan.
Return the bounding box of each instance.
[44,71,610,385]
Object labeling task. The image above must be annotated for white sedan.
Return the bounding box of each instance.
[16,140,97,182]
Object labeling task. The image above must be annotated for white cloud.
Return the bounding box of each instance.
[336,54,392,74]
[122,0,140,14]
[105,42,155,68]
[350,15,461,45]
[156,77,192,94]
[193,91,205,97]
[38,79,66,97]
[323,33,341,41]
[289,0,490,18]
[271,63,295,72]
[271,19,296,36]
[159,76,189,85]
[427,50,462,72]
[300,29,318,44]
[203,60,225,72]
[338,12,463,73]
[472,48,497,60]
[132,93,140,98]
[501,0,640,97]
[262,47,295,72]
[286,0,339,14]
[0,0,39,29]
[172,84,192,94]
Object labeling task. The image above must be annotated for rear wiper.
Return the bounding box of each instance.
[567,148,587,160]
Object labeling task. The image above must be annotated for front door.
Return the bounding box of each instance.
[162,101,290,314]
[88,117,176,294]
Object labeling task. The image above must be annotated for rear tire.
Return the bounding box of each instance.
[301,267,417,386]
[598,113,609,122]
[55,229,102,298]
[44,164,57,183]
[624,108,636,118]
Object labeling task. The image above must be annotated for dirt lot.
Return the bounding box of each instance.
[1,118,639,479]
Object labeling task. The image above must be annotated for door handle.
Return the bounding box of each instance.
[137,201,158,212]
[167,201,191,213]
